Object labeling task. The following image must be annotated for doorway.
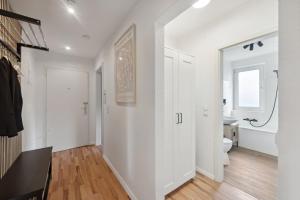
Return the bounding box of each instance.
[46,68,89,152]
[220,33,278,200]
[96,67,104,147]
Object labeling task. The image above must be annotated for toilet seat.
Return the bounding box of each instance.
[223,138,232,145]
[223,138,233,165]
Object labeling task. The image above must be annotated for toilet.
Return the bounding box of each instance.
[223,138,233,165]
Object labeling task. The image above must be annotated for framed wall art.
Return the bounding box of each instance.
[114,24,136,104]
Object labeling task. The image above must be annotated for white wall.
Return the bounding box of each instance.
[279,0,300,199]
[165,0,278,178]
[21,48,39,151]
[21,50,94,150]
[223,60,233,116]
[93,0,194,199]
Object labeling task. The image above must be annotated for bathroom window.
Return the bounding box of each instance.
[234,65,263,110]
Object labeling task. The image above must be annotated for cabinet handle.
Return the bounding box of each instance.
[176,113,180,124]
[180,113,183,124]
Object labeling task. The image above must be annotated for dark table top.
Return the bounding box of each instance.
[0,147,52,200]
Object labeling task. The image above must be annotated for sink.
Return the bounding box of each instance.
[224,117,238,125]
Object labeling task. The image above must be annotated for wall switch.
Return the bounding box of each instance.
[203,106,209,117]
[106,106,110,114]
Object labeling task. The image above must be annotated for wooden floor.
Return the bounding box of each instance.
[48,146,129,200]
[167,147,278,200]
[224,147,278,200]
[48,146,277,200]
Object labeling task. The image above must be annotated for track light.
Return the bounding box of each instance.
[243,41,264,51]
[257,41,264,47]
[249,43,254,51]
[243,44,249,49]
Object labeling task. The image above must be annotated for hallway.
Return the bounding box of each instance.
[0,0,298,199]
[48,146,268,200]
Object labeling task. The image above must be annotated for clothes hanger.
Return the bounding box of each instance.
[13,64,24,77]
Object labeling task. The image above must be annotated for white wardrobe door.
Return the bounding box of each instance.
[163,48,178,194]
[176,54,196,183]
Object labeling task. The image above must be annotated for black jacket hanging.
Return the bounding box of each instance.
[8,59,24,132]
[0,57,24,137]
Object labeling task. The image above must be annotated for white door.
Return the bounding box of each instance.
[176,54,196,183]
[46,68,89,152]
[163,48,178,194]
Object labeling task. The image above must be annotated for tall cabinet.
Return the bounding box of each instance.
[163,48,196,195]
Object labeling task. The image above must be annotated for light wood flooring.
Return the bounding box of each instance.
[48,146,129,200]
[224,147,278,200]
[167,147,278,200]
[48,146,277,200]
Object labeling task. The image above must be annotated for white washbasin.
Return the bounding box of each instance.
[224,117,238,125]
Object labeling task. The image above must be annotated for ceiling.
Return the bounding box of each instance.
[9,0,140,58]
[165,0,251,40]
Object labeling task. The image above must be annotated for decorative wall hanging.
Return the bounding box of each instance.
[115,24,136,104]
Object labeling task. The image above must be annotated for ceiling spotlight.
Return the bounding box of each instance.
[82,34,91,40]
[249,43,254,51]
[243,44,249,49]
[192,0,211,9]
[67,6,75,14]
[65,46,71,50]
[257,41,264,47]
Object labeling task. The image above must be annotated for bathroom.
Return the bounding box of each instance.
[221,33,278,199]
[222,33,278,157]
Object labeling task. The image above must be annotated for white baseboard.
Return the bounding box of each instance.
[196,167,215,180]
[103,154,138,200]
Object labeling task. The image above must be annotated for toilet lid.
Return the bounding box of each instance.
[223,138,232,144]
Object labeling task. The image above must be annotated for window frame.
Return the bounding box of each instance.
[233,63,265,111]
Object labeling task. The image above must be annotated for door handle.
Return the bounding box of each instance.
[176,113,180,124]
[83,102,88,115]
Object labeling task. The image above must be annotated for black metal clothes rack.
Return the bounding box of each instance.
[0,8,49,62]
[0,38,20,61]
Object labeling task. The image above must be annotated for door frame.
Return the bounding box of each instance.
[219,30,278,178]
[95,65,104,147]
[45,66,90,151]
[94,62,106,149]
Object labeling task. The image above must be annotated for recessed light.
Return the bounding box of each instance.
[65,46,71,50]
[67,6,75,14]
[192,0,211,8]
[82,34,91,40]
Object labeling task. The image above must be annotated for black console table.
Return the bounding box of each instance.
[0,147,52,200]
